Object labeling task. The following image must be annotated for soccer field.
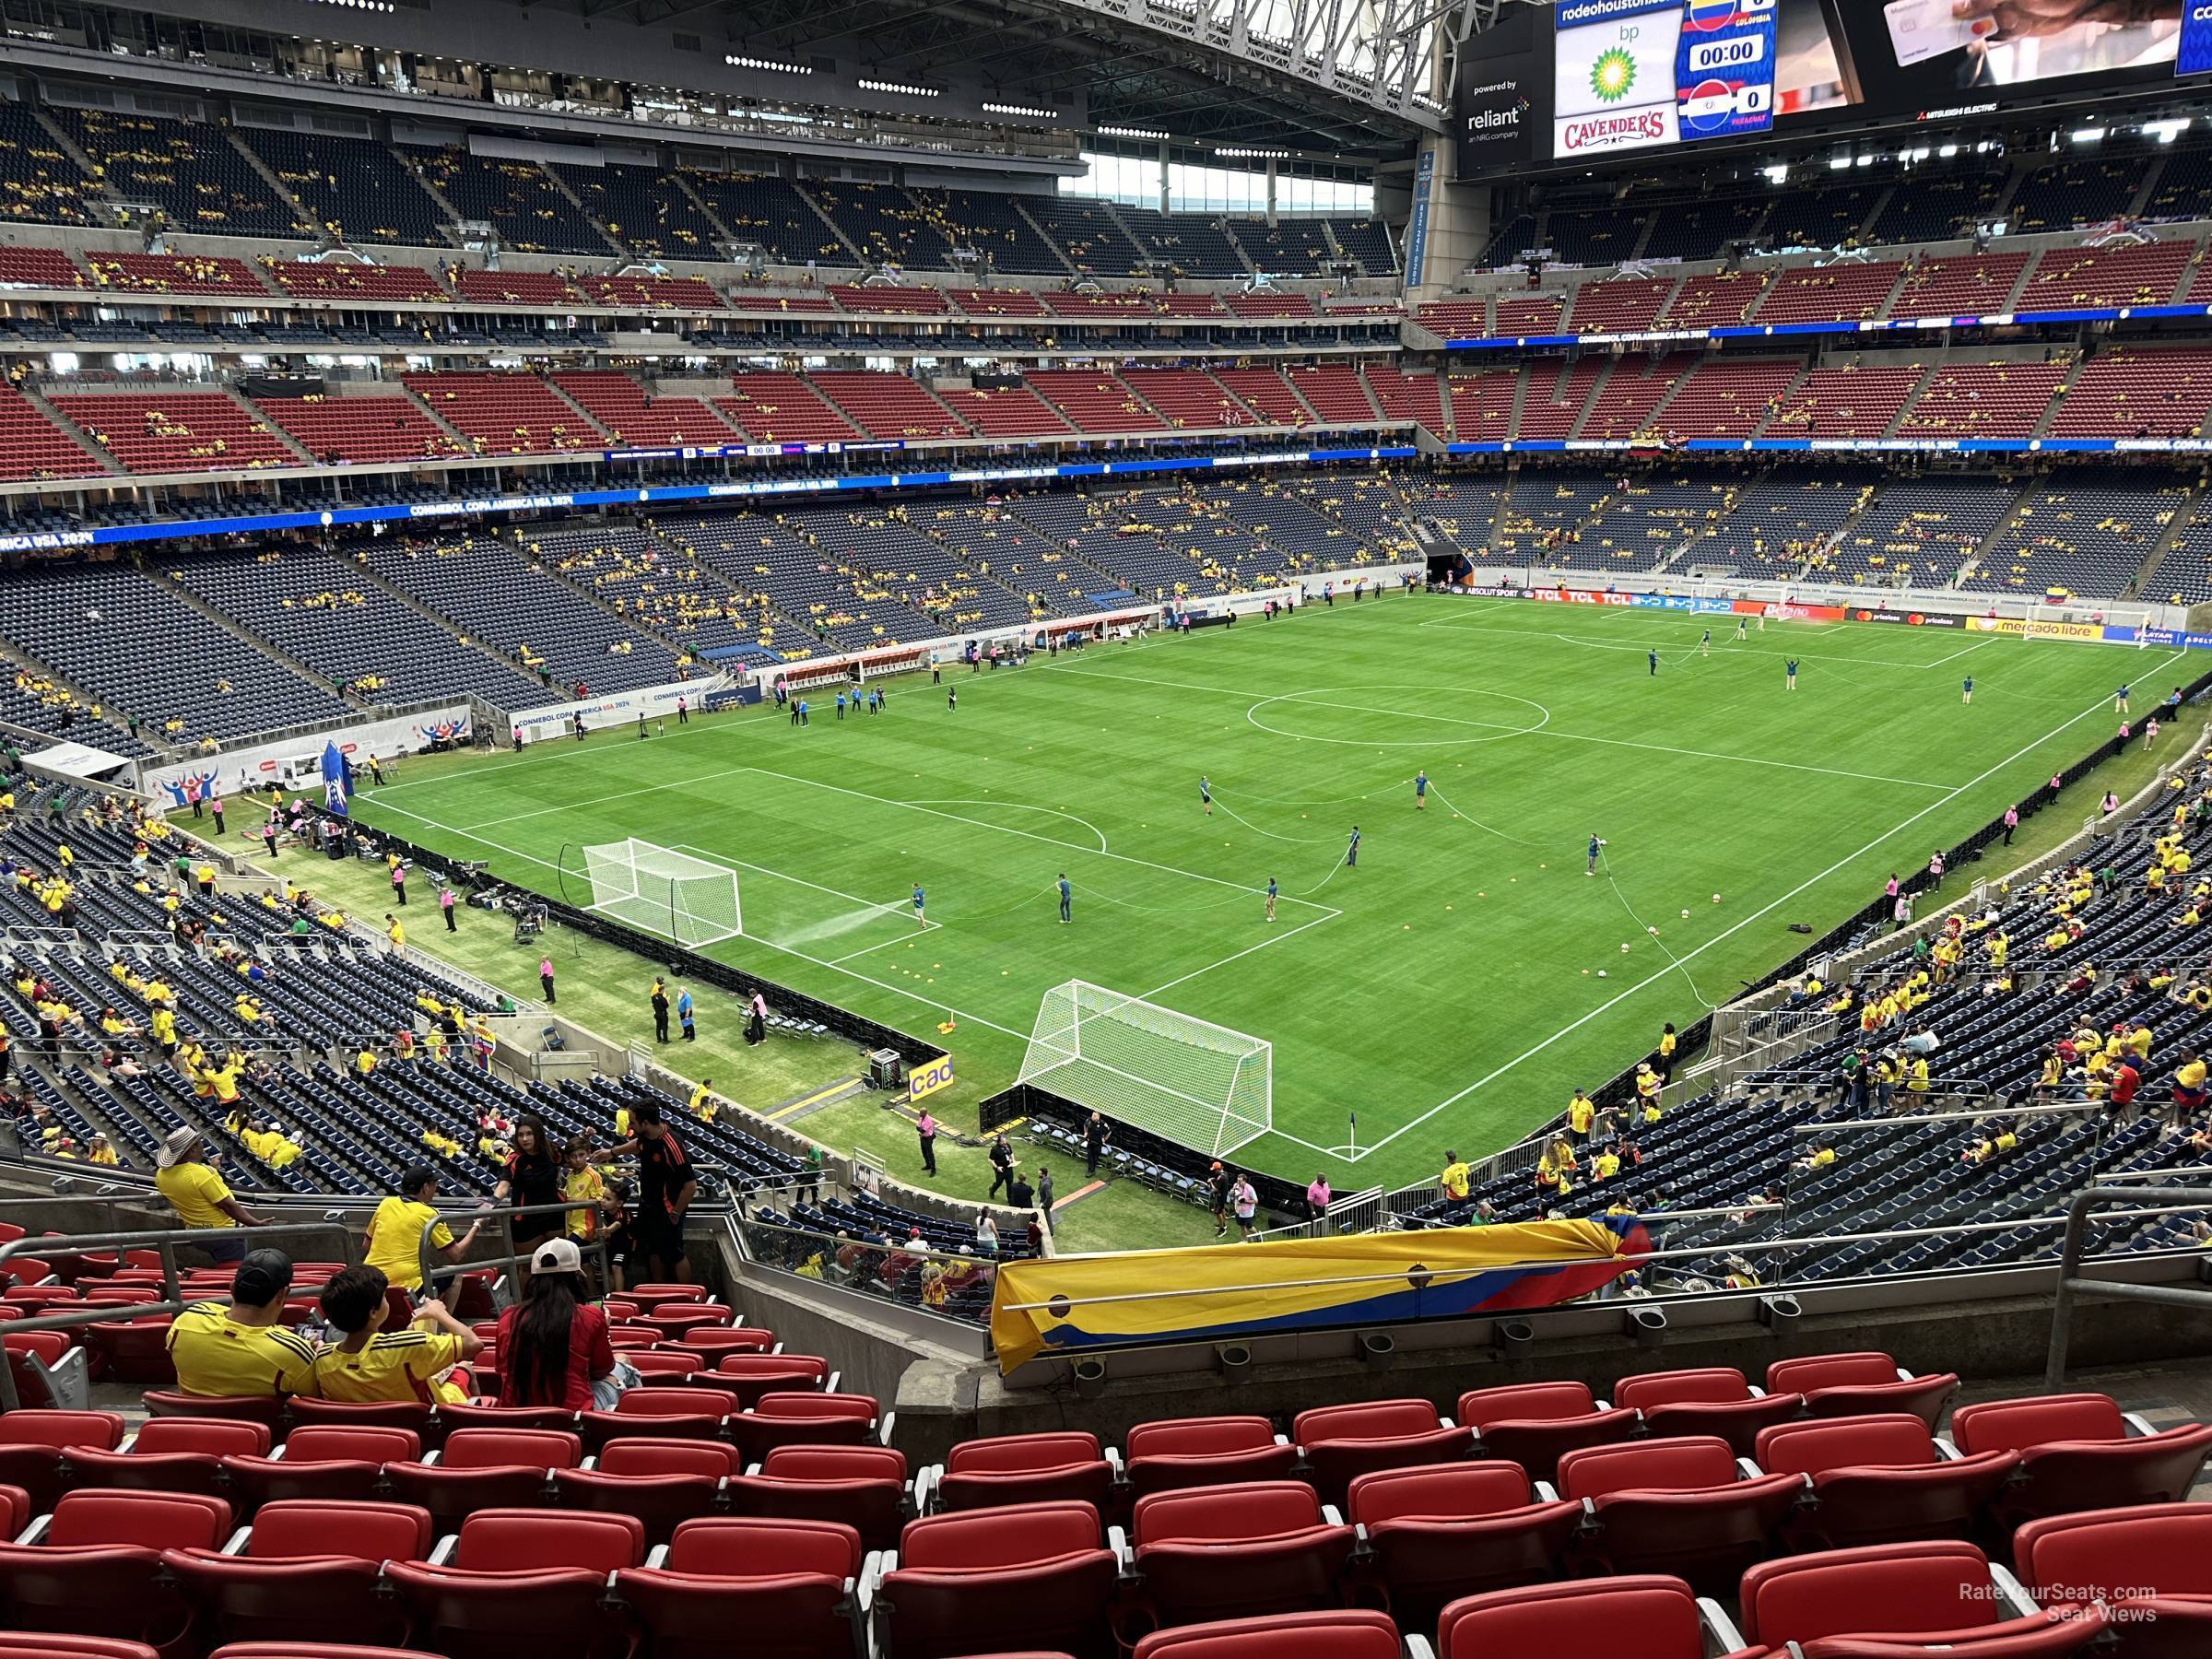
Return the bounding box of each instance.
[354,594,2186,1190]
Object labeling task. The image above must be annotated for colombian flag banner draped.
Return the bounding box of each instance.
[989,1218,1646,1373]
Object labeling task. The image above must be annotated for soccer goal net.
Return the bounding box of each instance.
[581,840,743,948]
[1017,980,1271,1159]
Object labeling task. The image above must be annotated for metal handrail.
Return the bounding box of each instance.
[2045,1181,2212,1389]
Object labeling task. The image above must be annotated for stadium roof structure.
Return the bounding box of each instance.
[485,0,1453,148]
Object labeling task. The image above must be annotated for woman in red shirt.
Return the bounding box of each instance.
[496,1237,625,1409]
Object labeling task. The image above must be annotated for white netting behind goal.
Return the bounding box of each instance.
[1017,980,1271,1158]
[581,840,743,948]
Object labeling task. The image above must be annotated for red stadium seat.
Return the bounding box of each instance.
[1131,1610,1403,1659]
[161,1500,431,1649]
[1950,1394,2212,1529]
[622,1286,709,1313]
[220,1426,421,1511]
[69,1419,269,1499]
[621,1352,703,1383]
[710,1353,830,1407]
[80,1324,173,1390]
[1435,1575,1727,1659]
[1345,1462,1581,1622]
[1754,1415,2018,1549]
[0,1484,28,1540]
[1767,1353,1959,1429]
[1737,1539,2088,1653]
[931,1431,1116,1513]
[2014,1500,2212,1602]
[726,1443,909,1551]
[578,1386,737,1451]
[875,1501,1117,1659]
[210,1647,419,1659]
[383,1509,643,1659]
[729,1393,880,1461]
[552,1438,735,1546]
[0,1488,232,1658]
[0,1412,125,1515]
[1553,1434,1803,1591]
[1611,1366,1806,1457]
[0,1638,159,1659]
[5,1335,87,1412]
[137,1395,288,1433]
[638,1306,734,1343]
[384,1428,580,1532]
[616,1517,860,1659]
[283,1399,438,1441]
[434,1404,577,1436]
[1127,1480,1356,1631]
[1454,1382,1639,1486]
[2010,1504,2212,1655]
[668,1329,777,1364]
[1122,1418,1298,1499]
[1290,1401,1471,1504]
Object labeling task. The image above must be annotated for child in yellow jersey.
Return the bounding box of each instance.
[313,1265,483,1406]
[561,1136,614,1241]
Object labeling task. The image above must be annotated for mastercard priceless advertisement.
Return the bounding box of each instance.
[1551,0,1776,159]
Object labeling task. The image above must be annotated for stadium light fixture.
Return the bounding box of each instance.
[306,0,394,10]
[983,100,1060,119]
[1216,147,1289,159]
[858,76,941,98]
[2070,125,2106,145]
[1938,143,1959,158]
[726,54,811,75]
[1099,124,1169,139]
[2147,117,2193,143]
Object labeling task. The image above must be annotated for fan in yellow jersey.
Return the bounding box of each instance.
[312,1265,483,1406]
[165,1249,321,1398]
[363,1165,484,1292]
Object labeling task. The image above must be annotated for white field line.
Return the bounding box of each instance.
[1337,648,2191,1163]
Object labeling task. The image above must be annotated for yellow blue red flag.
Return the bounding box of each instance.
[988,1218,1645,1372]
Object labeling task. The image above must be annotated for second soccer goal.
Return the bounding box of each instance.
[579,839,744,948]
[1018,980,1272,1159]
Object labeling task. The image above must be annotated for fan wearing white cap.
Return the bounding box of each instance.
[492,1236,631,1411]
[153,1125,266,1264]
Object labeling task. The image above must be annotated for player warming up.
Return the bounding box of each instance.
[1785,658,1798,690]
[912,884,926,929]
[1200,775,1212,817]
[1586,832,1606,877]
[1735,616,1747,642]
[1265,877,1277,922]
[1346,826,1360,868]
[1413,769,1428,810]
[1057,873,1072,924]
[1700,629,1711,658]
[1962,675,1974,706]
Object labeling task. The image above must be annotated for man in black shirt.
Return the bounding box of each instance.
[987,1133,1015,1199]
[598,1100,695,1282]
[1006,1171,1034,1210]
[1206,1160,1232,1238]
[650,978,671,1044]
[1082,1112,1109,1178]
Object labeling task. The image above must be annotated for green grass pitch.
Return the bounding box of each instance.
[354,594,2188,1192]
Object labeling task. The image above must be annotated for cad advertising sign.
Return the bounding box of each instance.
[1549,0,1773,159]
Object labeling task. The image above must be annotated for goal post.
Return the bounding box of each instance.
[1017,980,1271,1159]
[581,839,743,948]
